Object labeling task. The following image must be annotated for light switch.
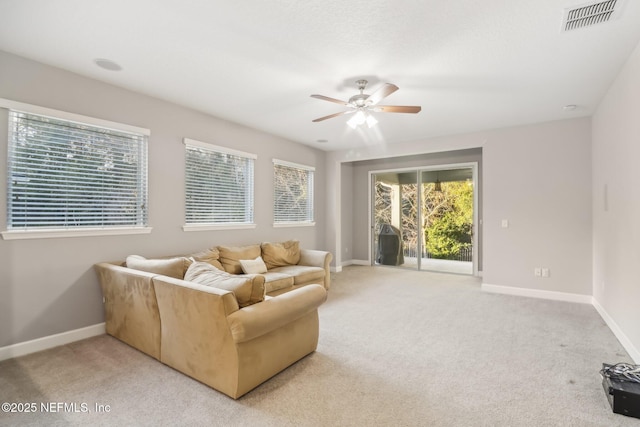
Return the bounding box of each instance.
[501,219,509,228]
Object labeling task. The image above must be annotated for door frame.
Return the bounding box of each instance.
[368,162,479,276]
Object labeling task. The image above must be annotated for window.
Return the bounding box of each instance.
[184,138,255,230]
[273,159,315,226]
[2,101,149,239]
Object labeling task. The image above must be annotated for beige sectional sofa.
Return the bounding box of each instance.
[94,241,332,399]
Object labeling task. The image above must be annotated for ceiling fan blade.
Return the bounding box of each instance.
[366,83,399,105]
[374,105,422,114]
[310,94,349,105]
[312,110,355,122]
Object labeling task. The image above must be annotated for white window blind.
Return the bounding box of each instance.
[6,110,148,231]
[184,139,255,226]
[273,159,314,225]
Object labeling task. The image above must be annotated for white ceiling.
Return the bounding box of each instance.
[1,0,639,152]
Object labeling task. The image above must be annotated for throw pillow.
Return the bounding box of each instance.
[126,255,191,279]
[261,240,301,270]
[239,256,268,274]
[189,247,224,270]
[218,244,261,274]
[184,261,265,307]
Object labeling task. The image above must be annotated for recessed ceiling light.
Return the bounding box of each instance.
[94,58,122,71]
[563,104,577,111]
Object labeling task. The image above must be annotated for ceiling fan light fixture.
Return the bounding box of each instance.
[347,110,367,128]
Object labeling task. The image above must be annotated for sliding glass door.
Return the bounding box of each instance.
[372,165,476,275]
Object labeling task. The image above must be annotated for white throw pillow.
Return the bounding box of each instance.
[239,256,268,274]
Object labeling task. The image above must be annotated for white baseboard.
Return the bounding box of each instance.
[481,283,593,304]
[332,259,371,272]
[592,298,640,364]
[341,259,370,267]
[0,323,105,362]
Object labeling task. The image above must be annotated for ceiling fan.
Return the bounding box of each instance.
[311,79,421,128]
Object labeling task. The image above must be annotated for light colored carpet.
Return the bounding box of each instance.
[0,266,636,426]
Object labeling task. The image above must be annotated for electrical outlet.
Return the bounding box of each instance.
[541,268,550,278]
[534,268,541,277]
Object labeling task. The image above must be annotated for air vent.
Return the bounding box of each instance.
[562,0,623,31]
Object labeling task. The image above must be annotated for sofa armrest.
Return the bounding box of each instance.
[227,284,327,343]
[298,249,333,290]
[298,249,331,268]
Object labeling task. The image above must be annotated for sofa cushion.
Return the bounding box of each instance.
[268,265,325,286]
[218,244,261,274]
[261,272,295,294]
[126,255,191,279]
[189,247,224,271]
[184,261,265,307]
[261,240,301,270]
[239,256,268,274]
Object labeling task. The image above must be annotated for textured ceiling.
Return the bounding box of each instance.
[1,0,639,151]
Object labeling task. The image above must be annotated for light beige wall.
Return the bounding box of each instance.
[0,51,326,347]
[482,118,592,295]
[592,39,640,362]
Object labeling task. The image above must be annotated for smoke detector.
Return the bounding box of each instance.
[562,0,625,31]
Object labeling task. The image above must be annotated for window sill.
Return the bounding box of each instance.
[183,223,257,232]
[273,221,316,228]
[1,227,153,241]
